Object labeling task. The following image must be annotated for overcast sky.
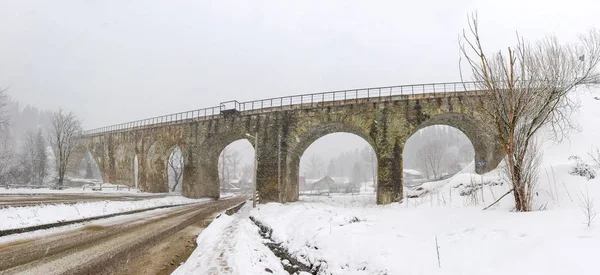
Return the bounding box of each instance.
[1,0,598,130]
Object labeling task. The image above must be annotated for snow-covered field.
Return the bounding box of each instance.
[176,89,600,274]
[0,196,208,231]
[252,165,600,275]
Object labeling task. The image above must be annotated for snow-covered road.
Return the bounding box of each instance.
[0,196,246,275]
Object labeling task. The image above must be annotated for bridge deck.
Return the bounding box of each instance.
[81,82,485,137]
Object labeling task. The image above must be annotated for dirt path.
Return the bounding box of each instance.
[0,193,168,208]
[0,196,247,275]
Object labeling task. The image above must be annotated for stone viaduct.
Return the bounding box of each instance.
[73,82,504,205]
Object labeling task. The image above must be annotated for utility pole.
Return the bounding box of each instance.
[278,132,282,203]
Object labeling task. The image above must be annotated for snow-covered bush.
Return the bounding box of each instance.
[568,156,596,180]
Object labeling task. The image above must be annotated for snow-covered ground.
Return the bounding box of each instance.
[173,202,288,275]
[175,89,600,274]
[252,165,600,275]
[0,196,208,231]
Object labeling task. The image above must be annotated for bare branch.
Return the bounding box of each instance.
[460,15,600,211]
[47,109,82,186]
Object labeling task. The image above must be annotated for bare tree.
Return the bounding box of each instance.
[589,147,600,168]
[351,161,363,192]
[460,14,600,211]
[218,147,241,185]
[47,109,82,187]
[240,163,253,182]
[0,130,14,188]
[230,150,240,178]
[304,154,323,179]
[35,129,48,184]
[20,129,48,185]
[0,87,8,128]
[21,131,36,184]
[327,159,335,176]
[577,187,597,227]
[168,146,184,192]
[361,145,377,185]
[417,141,445,180]
[0,88,14,187]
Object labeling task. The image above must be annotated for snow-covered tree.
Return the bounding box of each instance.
[47,109,82,187]
[460,14,600,211]
[0,87,8,128]
[20,129,48,185]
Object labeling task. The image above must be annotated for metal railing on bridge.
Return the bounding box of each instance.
[82,81,481,137]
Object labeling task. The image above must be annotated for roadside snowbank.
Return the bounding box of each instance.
[0,183,146,195]
[0,196,207,231]
[173,203,287,275]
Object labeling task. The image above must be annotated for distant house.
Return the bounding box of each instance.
[403,169,426,186]
[302,175,360,194]
[330,177,350,184]
[311,175,335,193]
[221,180,241,193]
[329,177,360,193]
[403,169,424,180]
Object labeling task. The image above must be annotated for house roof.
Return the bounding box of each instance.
[330,177,350,184]
[311,175,335,189]
[403,169,424,176]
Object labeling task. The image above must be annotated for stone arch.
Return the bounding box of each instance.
[67,142,91,178]
[284,122,377,202]
[87,140,105,180]
[410,112,503,174]
[142,139,178,193]
[183,130,254,199]
[66,141,105,182]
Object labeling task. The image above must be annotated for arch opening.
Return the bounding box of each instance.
[167,146,184,193]
[403,125,475,186]
[298,132,377,204]
[217,139,255,196]
[76,151,103,183]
